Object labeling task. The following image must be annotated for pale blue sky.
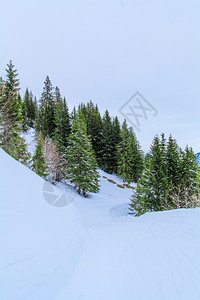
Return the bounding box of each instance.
[1,0,200,152]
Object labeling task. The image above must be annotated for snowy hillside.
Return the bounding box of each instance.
[1,148,200,300]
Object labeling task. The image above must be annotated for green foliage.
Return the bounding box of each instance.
[53,88,71,154]
[65,110,100,197]
[36,76,56,137]
[130,134,200,216]
[4,60,22,123]
[101,110,117,173]
[32,134,48,178]
[117,120,144,183]
[0,61,30,166]
[78,101,103,165]
[22,88,37,130]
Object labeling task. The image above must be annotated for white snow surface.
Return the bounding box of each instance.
[1,148,200,300]
[21,128,37,156]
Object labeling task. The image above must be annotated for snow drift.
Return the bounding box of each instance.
[0,148,84,299]
[1,148,200,300]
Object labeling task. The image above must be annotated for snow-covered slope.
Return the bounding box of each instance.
[0,148,84,299]
[1,148,200,300]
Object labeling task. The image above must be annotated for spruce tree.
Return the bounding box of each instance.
[130,134,200,215]
[0,61,30,165]
[53,89,71,154]
[180,146,199,193]
[32,134,48,178]
[80,101,103,165]
[130,157,153,215]
[117,120,132,182]
[117,121,143,183]
[112,116,122,173]
[128,128,144,182]
[36,76,55,137]
[166,135,181,188]
[101,110,116,173]
[65,110,100,196]
[4,60,22,122]
[130,135,169,215]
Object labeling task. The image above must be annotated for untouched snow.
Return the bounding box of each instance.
[1,148,200,300]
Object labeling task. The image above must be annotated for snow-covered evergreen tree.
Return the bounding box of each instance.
[79,101,103,166]
[0,61,30,165]
[32,134,48,178]
[22,88,37,130]
[117,120,132,182]
[117,120,143,183]
[36,76,55,137]
[101,110,116,173]
[65,110,100,197]
[130,134,200,215]
[53,88,71,154]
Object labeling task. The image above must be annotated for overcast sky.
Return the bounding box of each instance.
[1,0,200,153]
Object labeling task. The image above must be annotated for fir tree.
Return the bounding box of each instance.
[130,158,153,215]
[65,110,100,197]
[128,128,144,182]
[32,134,48,178]
[36,76,55,137]
[117,120,132,182]
[4,60,22,123]
[112,116,122,172]
[53,89,71,154]
[180,146,199,190]
[130,135,169,215]
[101,110,116,173]
[0,61,30,165]
[80,101,103,165]
[166,135,181,188]
[130,134,200,215]
[117,121,143,183]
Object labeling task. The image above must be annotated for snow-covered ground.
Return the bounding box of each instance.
[1,145,200,300]
[21,128,36,157]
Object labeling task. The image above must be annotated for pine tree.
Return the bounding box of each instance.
[53,88,71,154]
[0,61,30,165]
[112,116,122,172]
[166,135,181,188]
[4,60,22,123]
[130,135,169,215]
[130,158,153,215]
[117,120,132,182]
[36,76,55,137]
[32,134,48,178]
[117,121,144,183]
[79,101,103,165]
[101,110,116,173]
[65,110,100,197]
[179,146,199,198]
[128,128,144,182]
[130,134,200,215]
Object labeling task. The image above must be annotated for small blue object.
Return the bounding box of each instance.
[196,152,200,166]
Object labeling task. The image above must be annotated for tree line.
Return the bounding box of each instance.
[0,61,143,197]
[0,61,199,213]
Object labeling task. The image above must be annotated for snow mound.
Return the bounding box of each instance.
[109,203,129,218]
[0,148,84,299]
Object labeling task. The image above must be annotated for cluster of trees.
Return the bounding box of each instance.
[1,60,199,211]
[0,61,143,197]
[0,61,30,165]
[130,134,200,215]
